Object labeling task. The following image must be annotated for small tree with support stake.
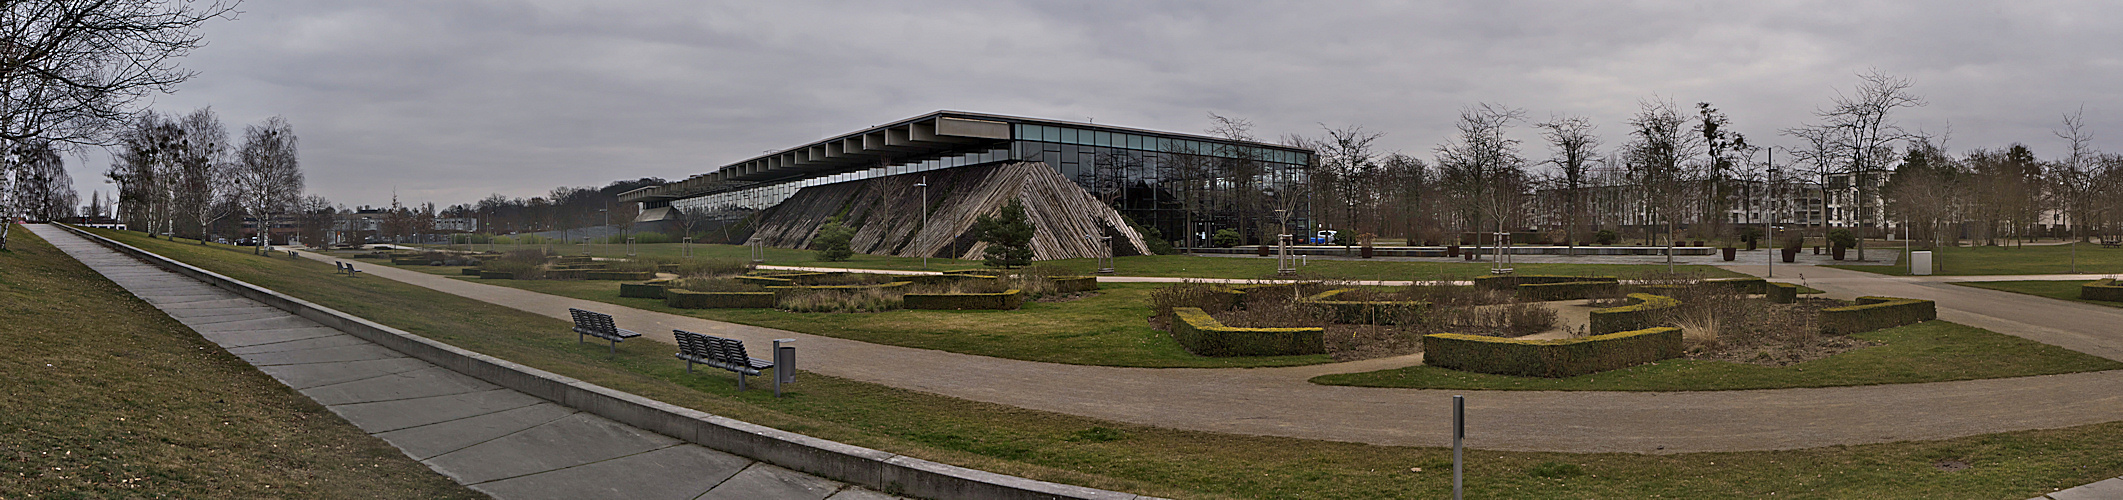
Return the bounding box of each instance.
[973,200,1035,269]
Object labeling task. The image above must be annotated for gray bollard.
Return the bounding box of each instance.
[773,339,796,398]
[1454,394,1464,500]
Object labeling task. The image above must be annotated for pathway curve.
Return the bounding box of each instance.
[293,248,2123,454]
[30,225,900,500]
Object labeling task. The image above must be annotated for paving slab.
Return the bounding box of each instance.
[237,342,406,366]
[699,463,845,500]
[423,412,682,484]
[225,334,372,355]
[299,365,498,405]
[375,402,579,459]
[199,326,347,347]
[332,388,548,433]
[2048,477,2123,500]
[473,444,756,500]
[256,357,434,389]
[189,314,330,333]
[138,294,248,305]
[826,488,916,500]
[170,308,295,323]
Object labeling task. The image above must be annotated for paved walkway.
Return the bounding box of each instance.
[30,225,901,500]
[289,243,2123,454]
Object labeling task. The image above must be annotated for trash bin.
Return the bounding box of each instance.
[1910,251,1932,276]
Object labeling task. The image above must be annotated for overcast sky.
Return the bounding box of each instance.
[63,0,2123,209]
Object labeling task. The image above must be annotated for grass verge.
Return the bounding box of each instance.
[1953,280,2123,308]
[1311,321,2123,391]
[95,228,2123,499]
[0,226,479,499]
[1826,243,2123,276]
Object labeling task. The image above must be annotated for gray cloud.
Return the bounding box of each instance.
[65,0,2123,208]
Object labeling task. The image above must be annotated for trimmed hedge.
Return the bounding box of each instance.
[1820,296,1936,335]
[479,271,515,279]
[1515,280,1619,301]
[460,268,484,276]
[763,281,911,297]
[390,257,434,265]
[1168,307,1325,357]
[904,289,1024,310]
[891,274,996,286]
[1767,282,1799,304]
[1298,289,1428,324]
[1473,274,1617,291]
[1050,276,1100,293]
[619,281,670,299]
[546,269,587,280]
[1423,326,1683,378]
[665,289,776,309]
[585,271,655,281]
[1217,282,1318,308]
[1588,293,1681,334]
[2081,279,2123,302]
[1703,277,1769,294]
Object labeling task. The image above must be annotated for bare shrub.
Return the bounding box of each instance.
[670,258,752,278]
[779,288,900,313]
[1399,284,1512,307]
[480,260,545,280]
[669,277,763,293]
[1149,281,1232,319]
[796,273,900,286]
[500,249,548,264]
[1421,303,1557,337]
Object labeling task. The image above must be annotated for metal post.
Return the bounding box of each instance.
[773,339,796,398]
[1453,395,1465,500]
[917,177,929,270]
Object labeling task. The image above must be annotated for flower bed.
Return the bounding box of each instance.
[1298,289,1428,324]
[2081,279,2123,302]
[1168,307,1324,356]
[1766,282,1799,304]
[1423,326,1683,378]
[665,289,777,309]
[1588,293,1681,334]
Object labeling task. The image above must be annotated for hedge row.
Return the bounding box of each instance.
[1050,276,1100,293]
[1819,296,1935,335]
[1168,307,1325,357]
[665,289,776,309]
[460,268,483,276]
[479,271,515,279]
[904,289,1024,310]
[2082,279,2123,302]
[585,271,655,281]
[1702,277,1769,294]
[1298,289,1428,324]
[619,281,669,299]
[1423,327,1683,378]
[762,281,911,295]
[1515,280,1619,301]
[390,257,433,265]
[892,274,996,286]
[1767,282,1799,304]
[1473,274,1617,291]
[1588,293,1681,334]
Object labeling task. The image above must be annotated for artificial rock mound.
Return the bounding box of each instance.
[745,162,1151,260]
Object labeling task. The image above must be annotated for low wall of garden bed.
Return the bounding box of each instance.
[1169,307,1324,356]
[1298,289,1427,324]
[904,289,1024,310]
[1767,282,1799,303]
[586,271,655,281]
[2081,279,2123,302]
[1588,293,1681,334]
[665,289,777,309]
[1819,296,1935,335]
[1423,326,1683,378]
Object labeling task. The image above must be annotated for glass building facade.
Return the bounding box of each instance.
[654,112,1313,247]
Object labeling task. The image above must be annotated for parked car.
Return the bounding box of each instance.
[236,237,261,246]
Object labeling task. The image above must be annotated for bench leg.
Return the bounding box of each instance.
[738,373,747,392]
[608,339,617,358]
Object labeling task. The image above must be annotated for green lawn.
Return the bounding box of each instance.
[1954,280,2123,308]
[1827,242,2123,276]
[1312,321,2123,391]
[417,241,1748,281]
[0,227,478,499]
[88,227,2123,499]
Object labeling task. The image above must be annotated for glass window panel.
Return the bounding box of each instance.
[1043,126,1059,142]
[1128,134,1144,150]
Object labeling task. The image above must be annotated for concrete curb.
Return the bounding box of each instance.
[59,225,1153,500]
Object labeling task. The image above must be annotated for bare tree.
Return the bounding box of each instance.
[292,194,334,248]
[6,139,74,222]
[107,111,183,236]
[1819,71,1926,260]
[234,116,302,253]
[1695,102,1749,240]
[1318,124,1383,237]
[1623,98,1700,270]
[1436,103,1528,254]
[1536,115,1599,246]
[170,108,232,243]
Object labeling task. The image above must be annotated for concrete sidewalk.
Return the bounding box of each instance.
[30,225,902,500]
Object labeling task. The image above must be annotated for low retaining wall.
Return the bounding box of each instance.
[59,224,1150,500]
[904,289,1024,310]
[1423,327,1684,378]
[665,289,777,309]
[1297,289,1427,324]
[2082,279,2123,302]
[1168,307,1324,356]
[1588,293,1681,334]
[1819,296,1935,335]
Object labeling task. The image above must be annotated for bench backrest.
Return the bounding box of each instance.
[674,329,750,364]
[569,308,619,334]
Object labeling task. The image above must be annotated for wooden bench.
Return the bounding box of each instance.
[672,329,778,392]
[567,308,640,357]
[336,261,362,277]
